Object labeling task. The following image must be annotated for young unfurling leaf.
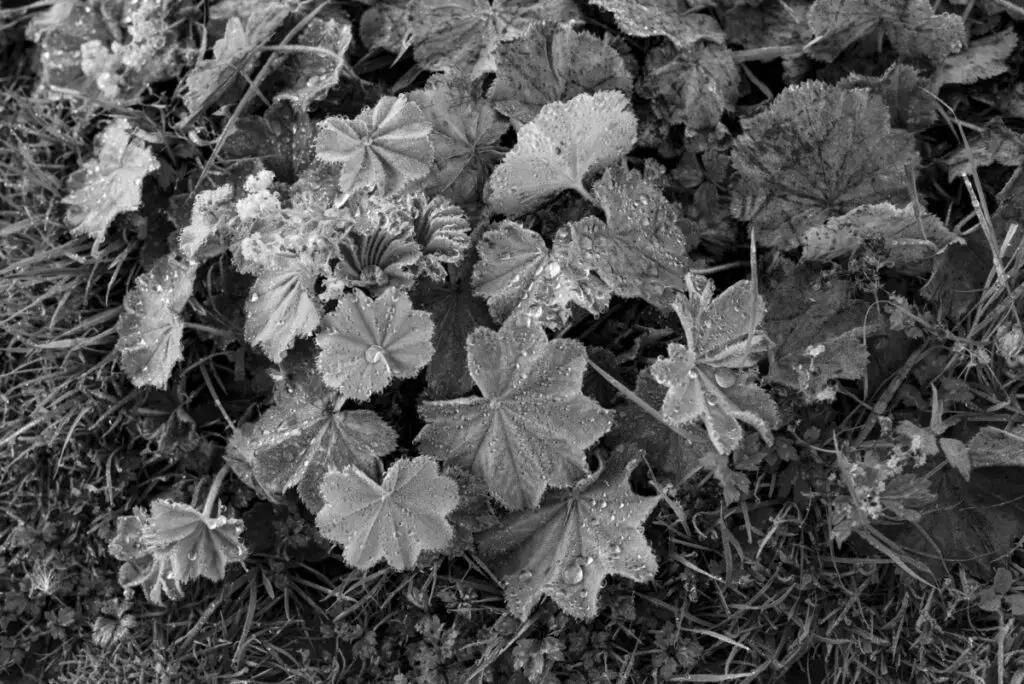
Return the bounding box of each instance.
[316,95,434,196]
[485,91,637,217]
[651,275,780,454]
[406,193,471,281]
[115,254,197,389]
[316,287,435,400]
[476,446,658,620]
[245,254,323,363]
[316,456,460,570]
[63,117,160,249]
[416,317,613,510]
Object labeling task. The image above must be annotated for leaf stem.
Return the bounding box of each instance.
[691,261,748,275]
[202,464,231,518]
[585,357,697,443]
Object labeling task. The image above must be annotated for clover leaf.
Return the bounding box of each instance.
[115,254,197,389]
[316,94,434,196]
[245,254,323,363]
[476,446,658,620]
[650,276,780,455]
[316,287,435,400]
[485,91,637,217]
[63,117,160,249]
[416,317,614,510]
[316,457,460,571]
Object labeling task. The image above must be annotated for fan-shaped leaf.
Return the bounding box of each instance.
[316,94,434,196]
[316,287,435,400]
[408,193,472,281]
[245,254,322,363]
[485,91,637,217]
[63,117,159,249]
[476,447,658,620]
[316,456,460,570]
[140,500,246,584]
[108,511,183,606]
[115,254,197,389]
[416,317,614,510]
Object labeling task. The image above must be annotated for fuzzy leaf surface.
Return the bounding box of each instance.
[115,254,197,389]
[588,0,724,49]
[476,448,658,620]
[731,81,919,249]
[316,456,459,570]
[651,276,780,454]
[488,22,633,129]
[417,318,613,510]
[316,287,434,400]
[316,94,434,196]
[245,254,322,363]
[936,28,1017,89]
[108,512,184,606]
[63,117,159,248]
[485,91,637,217]
[637,42,740,132]
[140,500,246,584]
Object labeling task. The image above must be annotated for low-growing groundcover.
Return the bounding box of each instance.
[3,0,1024,681]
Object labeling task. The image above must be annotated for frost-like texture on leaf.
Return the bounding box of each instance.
[316,287,435,400]
[801,202,961,272]
[651,276,780,455]
[562,161,694,307]
[316,456,459,570]
[968,427,1024,470]
[407,193,472,281]
[472,221,611,329]
[486,91,637,217]
[838,64,937,130]
[936,28,1017,89]
[410,0,580,78]
[64,117,159,248]
[226,367,396,512]
[476,447,658,620]
[108,512,183,606]
[139,500,246,584]
[589,0,725,49]
[488,22,633,129]
[316,95,434,196]
[637,42,740,133]
[416,318,613,510]
[245,255,322,363]
[805,0,965,64]
[116,254,197,389]
[731,81,920,249]
[274,16,353,111]
[328,195,422,296]
[408,75,509,207]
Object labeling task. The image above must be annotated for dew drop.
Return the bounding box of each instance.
[561,563,584,586]
[187,551,198,561]
[609,543,622,555]
[364,345,385,364]
[714,368,737,388]
[688,369,698,379]
[519,570,533,582]
[249,291,259,303]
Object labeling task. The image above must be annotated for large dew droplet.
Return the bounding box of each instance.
[364,345,385,364]
[561,563,584,586]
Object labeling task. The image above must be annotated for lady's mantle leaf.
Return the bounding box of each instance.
[936,28,1017,89]
[485,91,637,217]
[327,195,422,296]
[316,287,435,400]
[562,161,694,307]
[651,276,780,455]
[108,512,183,605]
[140,500,246,584]
[410,0,580,78]
[731,81,919,249]
[273,16,354,111]
[637,42,740,133]
[968,427,1024,471]
[178,184,234,260]
[227,370,396,513]
[408,193,472,281]
[316,456,460,571]
[316,94,434,196]
[116,254,197,389]
[63,117,159,249]
[246,254,322,363]
[801,202,961,273]
[588,0,725,49]
[472,221,611,329]
[488,22,634,129]
[416,318,614,510]
[476,447,658,620]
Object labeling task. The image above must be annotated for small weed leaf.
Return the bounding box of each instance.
[651,276,779,454]
[485,91,637,217]
[245,254,323,363]
[563,160,694,307]
[409,0,580,78]
[227,374,396,512]
[178,184,234,260]
[63,117,159,249]
[315,456,460,571]
[273,15,354,112]
[416,317,614,510]
[108,512,184,606]
[139,500,247,584]
[488,22,634,130]
[476,447,658,621]
[316,287,435,400]
[316,94,434,196]
[115,254,197,389]
[968,426,1024,470]
[806,0,965,65]
[588,0,726,49]
[731,81,920,250]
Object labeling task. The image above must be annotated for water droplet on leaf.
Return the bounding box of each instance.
[561,563,584,586]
